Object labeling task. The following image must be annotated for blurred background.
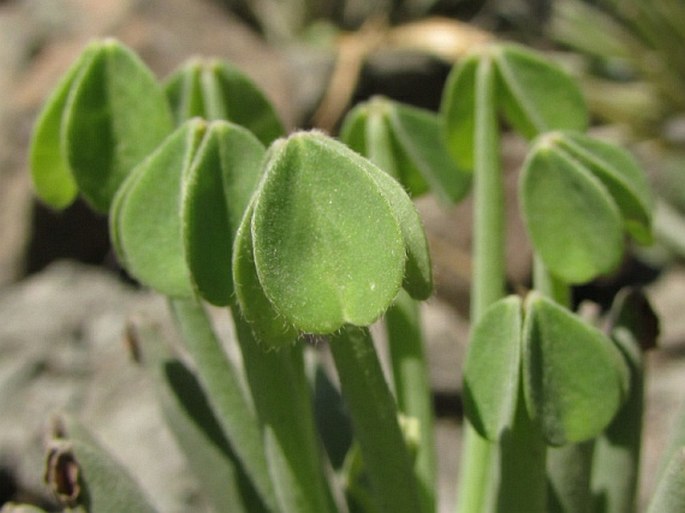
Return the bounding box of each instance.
[1,0,684,511]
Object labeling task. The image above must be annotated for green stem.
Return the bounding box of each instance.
[482,258,552,513]
[456,51,505,513]
[470,58,506,320]
[168,298,278,512]
[533,257,571,306]
[386,290,437,513]
[329,326,423,513]
[231,306,339,513]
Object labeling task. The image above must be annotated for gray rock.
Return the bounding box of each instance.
[0,261,210,512]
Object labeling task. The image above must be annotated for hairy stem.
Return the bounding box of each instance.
[329,325,423,513]
[169,298,278,511]
[386,291,437,513]
[456,52,505,513]
[231,306,339,513]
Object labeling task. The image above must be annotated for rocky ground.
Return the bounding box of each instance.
[0,1,684,512]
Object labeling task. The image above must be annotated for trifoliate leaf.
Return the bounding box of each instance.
[522,293,628,445]
[494,43,588,139]
[63,39,174,212]
[251,132,406,334]
[389,101,471,203]
[520,139,624,284]
[165,59,285,145]
[553,131,653,245]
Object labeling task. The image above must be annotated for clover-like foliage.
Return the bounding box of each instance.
[520,131,653,283]
[340,96,471,204]
[464,293,629,446]
[233,131,432,347]
[30,38,174,212]
[111,118,266,303]
[441,43,588,170]
[164,58,285,145]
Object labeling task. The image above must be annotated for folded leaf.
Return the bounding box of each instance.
[165,59,285,145]
[522,293,627,445]
[553,131,653,244]
[340,98,421,192]
[389,101,471,203]
[64,39,174,212]
[463,296,523,441]
[112,119,206,297]
[441,53,479,171]
[29,46,96,209]
[233,201,299,347]
[494,43,588,139]
[182,121,266,305]
[520,139,624,283]
[251,132,406,333]
[342,97,471,204]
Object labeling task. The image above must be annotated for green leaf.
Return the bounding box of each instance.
[359,152,432,300]
[169,299,279,511]
[108,148,148,269]
[520,139,624,284]
[112,119,206,297]
[522,293,627,445]
[389,101,471,204]
[364,103,407,187]
[29,46,96,209]
[251,132,406,333]
[463,296,523,441]
[157,360,267,513]
[164,59,206,123]
[494,43,588,139]
[182,121,266,305]
[340,99,408,189]
[338,103,369,158]
[64,39,174,212]
[341,97,470,204]
[164,59,285,145]
[233,201,299,347]
[553,131,654,245]
[440,53,479,171]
